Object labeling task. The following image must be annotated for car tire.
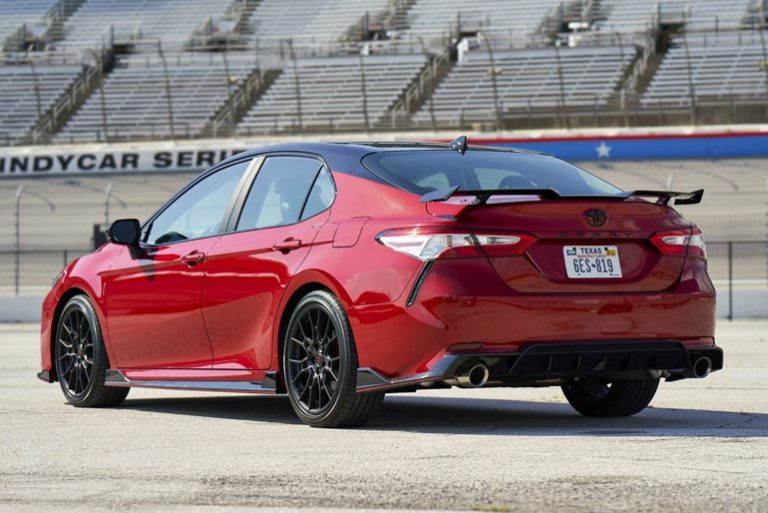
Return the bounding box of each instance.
[561,378,659,417]
[54,295,129,408]
[283,290,384,428]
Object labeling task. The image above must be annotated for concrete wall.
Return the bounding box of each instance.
[2,125,768,180]
[0,295,43,322]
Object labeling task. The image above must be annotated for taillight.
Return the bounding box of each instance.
[376,229,535,260]
[651,227,706,258]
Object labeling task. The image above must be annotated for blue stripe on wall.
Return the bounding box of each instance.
[479,134,768,161]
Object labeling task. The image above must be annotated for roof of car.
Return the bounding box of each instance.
[233,140,542,160]
[212,140,547,182]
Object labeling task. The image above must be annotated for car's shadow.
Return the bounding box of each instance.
[122,394,768,437]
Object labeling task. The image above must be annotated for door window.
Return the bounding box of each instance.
[145,160,250,245]
[300,166,335,220]
[236,156,325,231]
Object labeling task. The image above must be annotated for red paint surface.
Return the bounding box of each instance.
[40,155,717,386]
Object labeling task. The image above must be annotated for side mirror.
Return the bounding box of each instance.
[107,219,141,246]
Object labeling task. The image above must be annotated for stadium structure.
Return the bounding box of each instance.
[0,0,767,141]
[0,0,767,319]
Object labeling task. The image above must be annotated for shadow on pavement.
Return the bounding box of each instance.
[122,393,768,437]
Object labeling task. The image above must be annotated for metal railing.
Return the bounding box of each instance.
[706,241,768,320]
[0,249,89,296]
[1,242,765,318]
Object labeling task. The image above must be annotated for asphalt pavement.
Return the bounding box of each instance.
[1,321,767,513]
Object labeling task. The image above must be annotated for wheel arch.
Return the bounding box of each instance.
[49,287,113,381]
[273,269,353,389]
[274,282,331,391]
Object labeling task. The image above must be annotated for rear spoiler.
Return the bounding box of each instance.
[419,186,560,204]
[628,189,704,206]
[420,187,704,206]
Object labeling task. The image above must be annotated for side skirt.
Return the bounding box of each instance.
[356,354,462,392]
[105,369,278,394]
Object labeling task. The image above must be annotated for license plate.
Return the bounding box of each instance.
[563,245,622,279]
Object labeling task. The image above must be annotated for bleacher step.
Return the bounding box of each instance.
[379,47,454,131]
[203,66,281,137]
[44,0,88,42]
[23,48,117,145]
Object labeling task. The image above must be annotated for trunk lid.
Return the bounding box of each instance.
[428,198,690,293]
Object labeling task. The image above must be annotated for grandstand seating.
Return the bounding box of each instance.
[236,54,426,134]
[412,45,634,126]
[248,0,390,48]
[0,64,82,145]
[595,0,754,34]
[399,0,563,48]
[594,0,664,34]
[642,31,768,106]
[55,53,259,143]
[56,0,235,53]
[0,0,57,49]
[682,0,754,30]
[0,0,766,146]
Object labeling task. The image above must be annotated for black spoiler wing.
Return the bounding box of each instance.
[420,187,704,206]
[629,189,704,206]
[419,187,561,204]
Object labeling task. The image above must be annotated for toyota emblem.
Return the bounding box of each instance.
[583,209,608,227]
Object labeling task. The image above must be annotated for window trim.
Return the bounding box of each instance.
[225,152,337,234]
[140,156,259,247]
[298,164,334,221]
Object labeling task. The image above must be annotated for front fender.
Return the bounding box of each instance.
[40,245,124,380]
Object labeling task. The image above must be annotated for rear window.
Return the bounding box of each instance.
[362,150,623,197]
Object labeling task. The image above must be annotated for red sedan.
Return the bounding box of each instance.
[38,138,722,427]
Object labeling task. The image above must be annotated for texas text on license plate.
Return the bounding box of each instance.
[563,245,623,279]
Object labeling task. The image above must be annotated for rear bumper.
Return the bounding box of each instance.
[357,341,723,392]
[350,255,716,380]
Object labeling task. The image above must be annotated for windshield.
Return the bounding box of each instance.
[362,150,623,197]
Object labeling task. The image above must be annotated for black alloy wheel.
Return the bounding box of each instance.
[54,295,129,407]
[283,290,383,428]
[57,301,94,397]
[562,377,659,417]
[286,302,341,413]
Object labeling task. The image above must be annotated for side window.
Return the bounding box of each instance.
[301,166,334,220]
[236,156,322,231]
[145,160,250,244]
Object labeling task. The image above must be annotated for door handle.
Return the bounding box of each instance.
[273,238,302,253]
[181,250,205,266]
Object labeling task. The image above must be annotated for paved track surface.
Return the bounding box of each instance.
[1,322,767,513]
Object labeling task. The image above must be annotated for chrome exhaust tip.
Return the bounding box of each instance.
[456,363,490,388]
[692,356,712,378]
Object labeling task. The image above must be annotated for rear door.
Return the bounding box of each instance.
[202,155,335,370]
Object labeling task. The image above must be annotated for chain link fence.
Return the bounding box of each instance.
[707,241,768,319]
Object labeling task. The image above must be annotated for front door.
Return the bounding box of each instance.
[104,159,253,369]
